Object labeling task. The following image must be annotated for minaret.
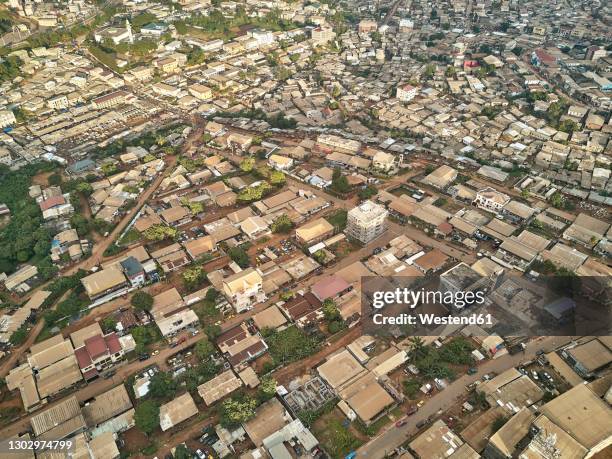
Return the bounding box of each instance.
[126,19,133,44]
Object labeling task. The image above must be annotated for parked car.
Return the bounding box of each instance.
[138,353,150,361]
[416,419,428,429]
[406,405,418,416]
[468,367,478,375]
[395,419,407,428]
[195,449,205,459]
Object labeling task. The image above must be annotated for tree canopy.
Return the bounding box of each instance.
[134,400,160,435]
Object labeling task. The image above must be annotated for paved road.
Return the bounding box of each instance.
[357,336,575,458]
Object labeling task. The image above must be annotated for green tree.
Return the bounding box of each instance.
[9,326,28,346]
[101,316,117,333]
[143,224,177,241]
[149,372,178,399]
[408,336,427,360]
[258,376,277,401]
[174,444,191,459]
[219,396,258,428]
[237,182,272,202]
[48,173,62,186]
[195,339,215,361]
[558,119,579,134]
[270,170,286,185]
[134,400,160,435]
[182,265,207,291]
[358,185,377,200]
[330,168,350,193]
[101,163,118,176]
[271,214,293,233]
[240,157,255,172]
[228,246,250,268]
[322,299,340,321]
[131,291,153,311]
[402,379,420,399]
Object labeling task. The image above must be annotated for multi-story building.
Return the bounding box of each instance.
[222,268,265,313]
[188,83,213,101]
[397,84,418,102]
[0,109,16,128]
[474,187,511,213]
[91,90,129,109]
[311,25,335,45]
[250,29,275,47]
[345,200,388,244]
[120,256,145,287]
[358,19,378,33]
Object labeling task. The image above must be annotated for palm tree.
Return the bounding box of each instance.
[408,336,427,360]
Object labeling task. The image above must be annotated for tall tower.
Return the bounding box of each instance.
[125,19,133,44]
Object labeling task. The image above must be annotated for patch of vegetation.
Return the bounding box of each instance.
[326,209,348,232]
[329,168,351,194]
[228,246,250,268]
[237,182,272,202]
[143,224,178,241]
[182,264,207,291]
[0,163,57,276]
[315,419,363,459]
[407,337,474,380]
[118,228,141,246]
[297,397,338,427]
[265,326,321,365]
[402,379,421,399]
[433,197,447,207]
[491,415,509,433]
[131,291,153,311]
[271,214,293,233]
[132,324,161,354]
[357,185,377,200]
[134,400,160,435]
[218,393,258,428]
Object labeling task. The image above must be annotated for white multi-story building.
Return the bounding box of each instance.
[250,29,275,47]
[312,25,335,45]
[222,268,266,313]
[397,84,418,102]
[0,109,17,128]
[346,200,388,244]
[474,187,511,213]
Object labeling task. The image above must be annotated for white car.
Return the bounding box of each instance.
[196,449,206,459]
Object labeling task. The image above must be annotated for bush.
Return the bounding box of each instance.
[228,246,250,268]
[402,379,420,399]
[135,400,160,435]
[266,326,320,365]
[271,214,293,233]
[219,395,258,428]
[131,292,153,311]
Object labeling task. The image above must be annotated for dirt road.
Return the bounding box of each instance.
[64,154,178,275]
[0,329,203,439]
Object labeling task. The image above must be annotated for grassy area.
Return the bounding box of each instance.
[264,326,321,366]
[0,407,21,427]
[355,415,391,436]
[402,379,421,399]
[313,418,363,459]
[118,228,141,246]
[192,298,221,326]
[326,209,348,232]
